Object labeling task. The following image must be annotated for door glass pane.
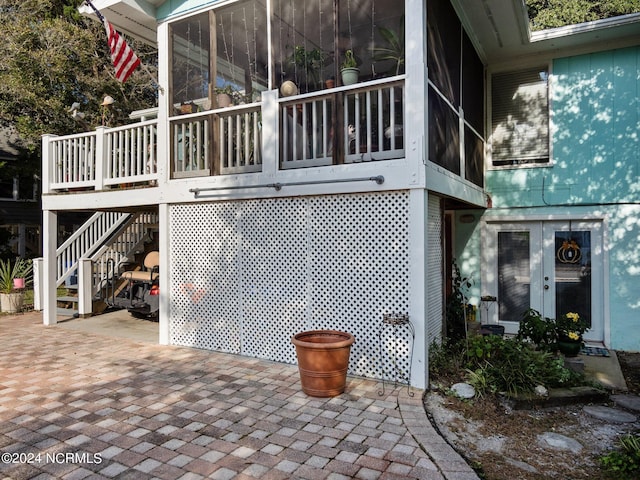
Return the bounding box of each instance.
[555,231,591,328]
[497,231,530,322]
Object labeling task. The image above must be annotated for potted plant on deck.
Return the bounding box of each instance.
[0,258,32,313]
[340,50,359,86]
[214,84,237,108]
[290,45,329,93]
[372,16,405,76]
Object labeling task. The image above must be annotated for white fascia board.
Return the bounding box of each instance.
[530,12,640,42]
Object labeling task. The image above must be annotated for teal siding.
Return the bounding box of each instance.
[479,45,640,351]
[487,46,639,208]
[158,0,219,20]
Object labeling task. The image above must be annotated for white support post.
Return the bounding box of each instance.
[42,210,58,326]
[32,258,43,311]
[408,188,428,391]
[77,258,94,317]
[158,203,170,345]
[41,134,56,195]
[156,22,169,188]
[95,127,106,191]
[261,89,279,177]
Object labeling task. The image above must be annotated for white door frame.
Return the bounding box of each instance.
[482,218,607,345]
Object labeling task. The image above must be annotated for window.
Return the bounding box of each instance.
[491,67,549,166]
[170,1,269,111]
[272,0,404,93]
[427,0,485,183]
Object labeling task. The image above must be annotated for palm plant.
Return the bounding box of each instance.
[372,17,405,76]
[0,258,32,294]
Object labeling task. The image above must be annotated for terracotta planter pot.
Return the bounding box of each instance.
[291,330,355,397]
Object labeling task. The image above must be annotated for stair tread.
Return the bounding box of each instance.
[57,296,79,302]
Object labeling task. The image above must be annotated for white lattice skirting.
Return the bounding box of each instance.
[169,191,411,380]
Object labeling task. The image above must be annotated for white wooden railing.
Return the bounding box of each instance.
[47,120,158,192]
[49,131,98,189]
[43,77,404,193]
[55,211,132,287]
[89,211,159,295]
[280,76,405,169]
[170,103,262,177]
[104,120,158,186]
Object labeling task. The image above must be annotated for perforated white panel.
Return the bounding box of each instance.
[170,203,241,353]
[427,194,444,344]
[239,198,308,363]
[307,194,410,378]
[169,191,410,379]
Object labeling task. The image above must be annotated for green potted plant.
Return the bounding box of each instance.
[340,49,359,86]
[214,84,237,108]
[0,258,32,313]
[290,45,328,92]
[555,312,589,357]
[372,16,405,76]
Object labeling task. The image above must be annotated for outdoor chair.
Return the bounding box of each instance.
[120,251,159,283]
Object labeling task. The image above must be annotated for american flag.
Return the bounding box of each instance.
[104,19,140,83]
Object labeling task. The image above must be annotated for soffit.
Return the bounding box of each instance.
[81,0,640,63]
[79,0,165,45]
[451,0,640,65]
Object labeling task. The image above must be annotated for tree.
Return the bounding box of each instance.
[0,0,158,161]
[527,0,640,30]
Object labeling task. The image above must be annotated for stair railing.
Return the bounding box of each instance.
[89,211,159,297]
[56,211,132,287]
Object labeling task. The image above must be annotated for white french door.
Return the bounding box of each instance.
[483,220,604,344]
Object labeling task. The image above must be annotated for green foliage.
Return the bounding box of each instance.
[600,432,640,475]
[527,0,640,30]
[429,339,465,379]
[517,308,558,351]
[372,16,405,75]
[450,335,585,396]
[341,50,358,69]
[430,333,587,396]
[290,45,328,91]
[0,1,158,160]
[517,308,590,350]
[446,260,472,342]
[0,258,32,294]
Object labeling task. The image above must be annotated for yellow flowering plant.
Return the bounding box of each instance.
[555,312,589,340]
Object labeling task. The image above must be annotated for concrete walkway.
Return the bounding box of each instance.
[0,312,478,480]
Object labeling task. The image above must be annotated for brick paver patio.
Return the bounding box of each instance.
[0,312,478,479]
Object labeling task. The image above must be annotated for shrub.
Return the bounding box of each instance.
[429,339,465,380]
[517,308,591,351]
[462,335,584,396]
[516,308,557,351]
[601,433,640,476]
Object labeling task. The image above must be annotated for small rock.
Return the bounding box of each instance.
[534,385,548,397]
[451,382,475,399]
[537,432,583,453]
[505,457,538,474]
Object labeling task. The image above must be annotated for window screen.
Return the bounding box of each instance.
[491,67,549,166]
